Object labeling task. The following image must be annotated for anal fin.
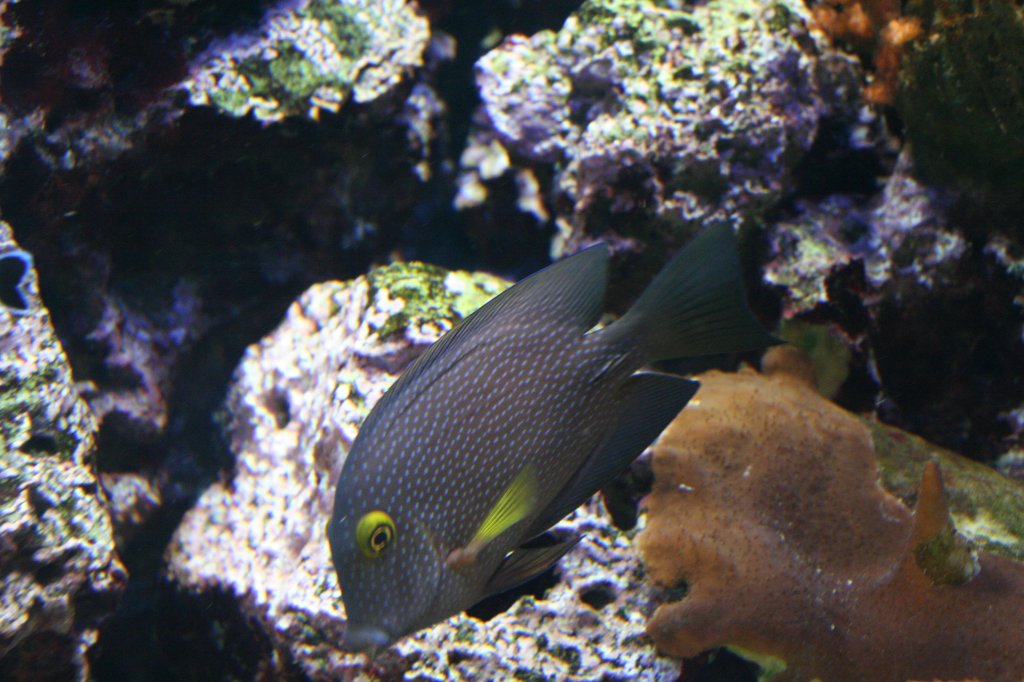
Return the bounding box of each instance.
[484,535,582,596]
[527,373,699,538]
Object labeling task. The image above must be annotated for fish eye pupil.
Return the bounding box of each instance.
[371,526,391,549]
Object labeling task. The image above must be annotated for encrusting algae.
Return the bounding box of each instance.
[638,347,1024,681]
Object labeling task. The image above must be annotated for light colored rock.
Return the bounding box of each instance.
[184,0,431,122]
[0,222,125,681]
[463,0,866,264]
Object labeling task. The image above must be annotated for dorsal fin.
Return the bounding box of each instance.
[602,224,779,362]
[356,247,610,440]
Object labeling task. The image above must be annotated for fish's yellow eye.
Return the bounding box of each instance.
[356,511,395,558]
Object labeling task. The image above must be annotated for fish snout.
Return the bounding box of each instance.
[343,623,392,655]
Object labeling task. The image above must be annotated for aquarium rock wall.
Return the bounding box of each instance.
[1,0,1023,679]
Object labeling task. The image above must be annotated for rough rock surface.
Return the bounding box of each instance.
[461,0,866,266]
[765,149,1024,461]
[0,223,125,681]
[765,151,963,317]
[638,348,1024,681]
[184,0,432,122]
[165,262,676,680]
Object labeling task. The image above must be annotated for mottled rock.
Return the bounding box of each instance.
[165,261,677,679]
[185,0,431,122]
[462,0,865,265]
[766,151,962,317]
[78,281,207,446]
[639,347,1024,681]
[0,0,183,171]
[0,223,125,681]
[764,150,1024,461]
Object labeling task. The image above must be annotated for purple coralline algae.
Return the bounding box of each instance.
[0,0,184,171]
[461,0,865,262]
[184,0,431,122]
[765,151,964,317]
[79,281,207,442]
[0,223,125,681]
[165,262,677,680]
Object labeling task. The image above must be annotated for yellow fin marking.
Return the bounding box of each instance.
[449,464,536,569]
[474,463,536,545]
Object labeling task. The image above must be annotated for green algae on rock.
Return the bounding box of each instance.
[897,0,1024,199]
[364,262,509,342]
[0,222,126,681]
[185,0,430,121]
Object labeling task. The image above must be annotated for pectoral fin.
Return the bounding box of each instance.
[484,535,582,596]
[447,464,537,569]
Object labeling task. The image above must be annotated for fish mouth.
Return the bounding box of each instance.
[343,623,393,656]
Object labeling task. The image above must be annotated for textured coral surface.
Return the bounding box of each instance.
[0,223,125,682]
[463,0,864,268]
[639,349,1024,681]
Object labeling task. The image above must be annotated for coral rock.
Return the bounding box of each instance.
[463,0,864,266]
[639,348,1024,681]
[185,0,431,122]
[0,223,125,681]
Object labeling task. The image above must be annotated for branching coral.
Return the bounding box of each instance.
[638,348,1024,681]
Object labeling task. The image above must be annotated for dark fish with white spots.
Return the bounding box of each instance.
[328,225,777,654]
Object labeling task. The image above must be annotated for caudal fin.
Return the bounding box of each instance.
[609,225,779,362]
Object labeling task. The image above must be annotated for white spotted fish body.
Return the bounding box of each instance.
[328,225,777,654]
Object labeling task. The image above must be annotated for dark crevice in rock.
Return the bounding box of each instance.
[26,486,54,516]
[263,390,291,430]
[870,251,1024,460]
[679,648,761,682]
[601,457,654,531]
[20,432,61,455]
[404,1,583,276]
[427,0,584,164]
[579,582,617,610]
[790,117,888,200]
[0,631,79,682]
[0,0,272,119]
